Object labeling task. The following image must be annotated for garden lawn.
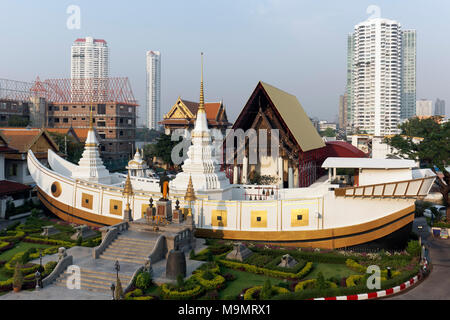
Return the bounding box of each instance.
[304,263,359,280]
[0,242,53,262]
[218,267,285,299]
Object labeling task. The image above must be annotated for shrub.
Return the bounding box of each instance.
[160,283,204,300]
[294,279,338,292]
[135,272,152,290]
[13,263,24,289]
[260,279,272,300]
[176,274,185,289]
[44,261,58,274]
[204,290,219,300]
[345,259,366,273]
[189,249,195,259]
[406,240,421,257]
[114,278,124,300]
[346,275,365,287]
[218,259,313,280]
[76,236,83,246]
[244,285,289,300]
[6,222,20,231]
[193,270,226,290]
[244,254,273,267]
[125,288,143,300]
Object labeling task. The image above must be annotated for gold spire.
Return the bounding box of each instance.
[123,172,134,197]
[198,52,205,112]
[89,104,94,130]
[184,175,196,202]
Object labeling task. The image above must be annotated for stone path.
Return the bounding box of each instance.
[389,217,450,300]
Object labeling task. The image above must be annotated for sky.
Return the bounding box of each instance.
[0,0,449,123]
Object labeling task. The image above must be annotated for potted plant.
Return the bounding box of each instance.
[13,262,23,293]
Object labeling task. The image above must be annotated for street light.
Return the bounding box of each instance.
[35,271,41,290]
[114,260,120,280]
[110,282,116,300]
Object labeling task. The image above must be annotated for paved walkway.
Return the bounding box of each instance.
[390,218,450,300]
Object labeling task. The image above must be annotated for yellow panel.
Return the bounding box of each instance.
[109,200,122,216]
[142,204,149,217]
[81,193,93,210]
[251,210,267,228]
[212,210,227,227]
[291,208,309,227]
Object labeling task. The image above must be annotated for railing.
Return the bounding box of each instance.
[334,176,436,199]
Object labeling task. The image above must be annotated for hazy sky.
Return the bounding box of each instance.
[1,0,449,122]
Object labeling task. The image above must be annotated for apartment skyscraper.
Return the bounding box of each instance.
[346,18,416,136]
[401,30,417,119]
[146,51,161,130]
[338,93,348,129]
[71,37,109,101]
[416,99,433,116]
[71,37,109,79]
[346,33,355,128]
[435,98,446,117]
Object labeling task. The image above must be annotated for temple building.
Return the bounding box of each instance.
[160,97,231,136]
[225,81,327,188]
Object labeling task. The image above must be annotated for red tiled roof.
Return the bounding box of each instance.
[325,141,367,158]
[0,180,31,196]
[180,99,222,120]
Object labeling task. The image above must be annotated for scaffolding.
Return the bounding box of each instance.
[0,77,137,105]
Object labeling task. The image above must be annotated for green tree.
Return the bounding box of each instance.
[147,133,182,167]
[8,115,30,127]
[320,127,336,137]
[48,132,84,164]
[384,117,449,222]
[260,279,272,300]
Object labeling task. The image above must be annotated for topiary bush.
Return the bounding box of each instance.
[135,272,152,290]
[406,240,421,257]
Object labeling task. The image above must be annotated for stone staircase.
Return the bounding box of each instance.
[99,235,156,265]
[55,268,132,293]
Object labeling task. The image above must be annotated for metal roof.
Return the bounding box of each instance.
[260,82,325,152]
[322,157,417,169]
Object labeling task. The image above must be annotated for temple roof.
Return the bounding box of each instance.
[259,82,325,152]
[0,128,59,153]
[161,97,231,127]
[233,82,325,153]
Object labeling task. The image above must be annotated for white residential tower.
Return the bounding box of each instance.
[146,51,161,130]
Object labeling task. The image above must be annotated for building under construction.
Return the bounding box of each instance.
[0,77,138,170]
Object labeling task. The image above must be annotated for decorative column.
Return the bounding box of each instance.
[288,164,294,189]
[277,156,283,188]
[242,155,248,184]
[233,165,238,184]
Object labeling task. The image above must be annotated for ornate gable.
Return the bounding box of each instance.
[165,98,194,119]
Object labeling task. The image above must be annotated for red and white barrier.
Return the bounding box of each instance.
[312,274,421,300]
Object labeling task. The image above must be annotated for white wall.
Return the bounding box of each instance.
[359,168,412,185]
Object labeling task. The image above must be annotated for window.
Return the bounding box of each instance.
[10,164,18,176]
[63,106,69,111]
[54,106,60,111]
[48,106,52,111]
[120,131,123,136]
[98,104,106,114]
[297,215,302,220]
[63,118,68,123]
[72,105,77,108]
[256,217,261,222]
[54,118,60,123]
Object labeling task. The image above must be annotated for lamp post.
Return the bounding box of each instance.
[114,260,120,280]
[110,282,116,300]
[149,197,154,222]
[35,271,41,290]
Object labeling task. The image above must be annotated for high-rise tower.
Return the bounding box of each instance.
[401,30,417,119]
[146,51,161,130]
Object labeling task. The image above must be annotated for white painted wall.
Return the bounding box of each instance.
[359,168,412,185]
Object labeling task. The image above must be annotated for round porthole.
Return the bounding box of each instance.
[51,181,62,197]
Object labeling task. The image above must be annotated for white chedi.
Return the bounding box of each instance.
[170,55,230,193]
[71,126,111,184]
[126,149,148,177]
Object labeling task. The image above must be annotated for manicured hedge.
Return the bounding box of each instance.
[0,241,14,253]
[345,275,365,287]
[218,259,313,280]
[0,231,25,242]
[294,279,338,291]
[244,285,289,300]
[250,247,354,264]
[264,256,307,274]
[160,283,204,300]
[193,270,226,291]
[23,236,74,247]
[274,267,421,300]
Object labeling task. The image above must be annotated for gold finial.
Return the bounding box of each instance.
[198,52,205,112]
[184,175,196,202]
[123,172,134,197]
[89,104,94,130]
